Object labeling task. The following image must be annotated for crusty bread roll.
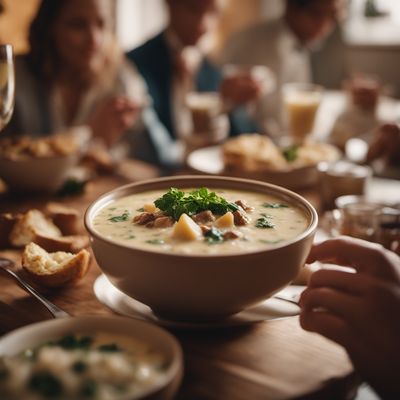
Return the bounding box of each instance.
[9,210,62,247]
[0,213,22,248]
[222,134,287,172]
[45,202,80,235]
[34,234,90,253]
[22,242,91,287]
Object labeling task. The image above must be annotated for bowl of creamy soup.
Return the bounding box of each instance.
[85,175,318,321]
[0,316,183,400]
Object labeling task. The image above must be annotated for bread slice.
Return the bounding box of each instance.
[0,213,22,248]
[9,210,62,247]
[45,202,80,235]
[22,242,91,287]
[34,234,89,253]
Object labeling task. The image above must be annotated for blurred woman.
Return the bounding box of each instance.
[5,0,143,150]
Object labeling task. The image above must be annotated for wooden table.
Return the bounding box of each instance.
[0,163,360,400]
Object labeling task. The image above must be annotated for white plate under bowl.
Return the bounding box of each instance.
[94,274,303,330]
[0,315,183,400]
[186,145,322,189]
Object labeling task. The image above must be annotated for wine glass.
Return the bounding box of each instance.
[0,44,15,131]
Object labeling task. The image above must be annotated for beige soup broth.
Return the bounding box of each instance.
[93,188,310,255]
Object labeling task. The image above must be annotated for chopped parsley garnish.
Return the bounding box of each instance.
[204,227,224,244]
[98,343,120,352]
[282,145,299,162]
[80,379,97,397]
[109,212,130,222]
[52,335,93,350]
[57,178,87,197]
[260,213,273,218]
[72,361,87,374]
[29,372,63,397]
[262,203,289,209]
[136,207,144,212]
[154,187,238,221]
[255,217,275,229]
[146,239,165,245]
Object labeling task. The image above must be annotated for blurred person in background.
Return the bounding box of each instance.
[301,236,400,399]
[367,123,400,169]
[4,0,146,158]
[127,0,264,163]
[221,0,345,135]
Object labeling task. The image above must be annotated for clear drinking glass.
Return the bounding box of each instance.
[0,44,15,131]
[282,82,323,143]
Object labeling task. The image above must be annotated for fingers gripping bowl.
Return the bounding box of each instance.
[85,176,318,321]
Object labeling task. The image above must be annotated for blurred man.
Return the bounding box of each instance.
[221,0,345,134]
[127,0,261,163]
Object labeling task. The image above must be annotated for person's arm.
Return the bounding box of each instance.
[367,123,400,166]
[300,236,400,399]
[86,96,139,147]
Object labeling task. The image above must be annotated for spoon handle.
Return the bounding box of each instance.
[1,266,70,319]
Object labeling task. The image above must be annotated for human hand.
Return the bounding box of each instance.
[219,73,262,106]
[299,236,400,399]
[367,123,400,166]
[87,96,139,147]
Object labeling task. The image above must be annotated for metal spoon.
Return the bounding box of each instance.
[0,257,70,318]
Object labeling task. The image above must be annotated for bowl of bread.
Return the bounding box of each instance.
[0,129,88,193]
[187,134,340,189]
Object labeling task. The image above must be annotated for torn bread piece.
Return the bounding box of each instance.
[22,242,91,287]
[0,213,22,248]
[45,202,80,235]
[9,210,62,247]
[34,234,89,253]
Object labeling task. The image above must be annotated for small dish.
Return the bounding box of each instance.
[0,315,183,399]
[94,274,303,330]
[187,145,322,189]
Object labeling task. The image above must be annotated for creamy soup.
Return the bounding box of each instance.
[92,188,310,255]
[0,333,168,400]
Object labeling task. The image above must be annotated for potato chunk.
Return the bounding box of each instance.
[143,203,157,213]
[215,212,234,228]
[172,214,202,241]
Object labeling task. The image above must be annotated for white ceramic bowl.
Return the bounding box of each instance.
[85,176,318,321]
[0,316,183,400]
[0,153,79,192]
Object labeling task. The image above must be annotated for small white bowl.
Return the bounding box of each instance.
[0,153,79,192]
[0,316,183,400]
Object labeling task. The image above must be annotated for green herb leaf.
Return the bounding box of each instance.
[80,379,97,397]
[255,217,275,229]
[109,212,130,222]
[52,335,93,350]
[57,178,87,197]
[72,361,87,374]
[146,239,165,245]
[282,145,299,162]
[204,227,224,244]
[98,343,120,352]
[262,203,289,209]
[154,187,239,221]
[29,372,63,397]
